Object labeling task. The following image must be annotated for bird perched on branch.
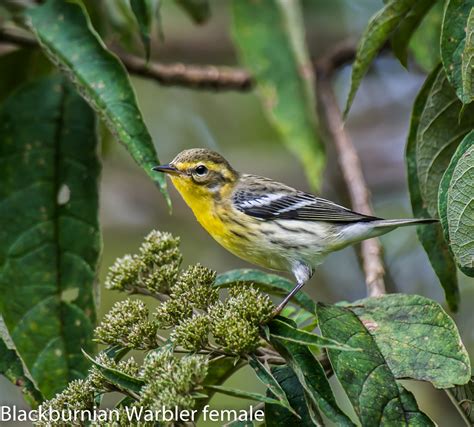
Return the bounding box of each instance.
[153,148,436,314]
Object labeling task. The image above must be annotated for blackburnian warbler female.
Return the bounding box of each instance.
[153,148,436,313]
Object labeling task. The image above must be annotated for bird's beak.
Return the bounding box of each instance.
[152,164,181,175]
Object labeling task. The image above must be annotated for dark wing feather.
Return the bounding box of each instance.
[232,176,379,223]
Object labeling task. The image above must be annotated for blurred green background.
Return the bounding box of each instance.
[1,0,472,425]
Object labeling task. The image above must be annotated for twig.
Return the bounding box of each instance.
[315,46,387,297]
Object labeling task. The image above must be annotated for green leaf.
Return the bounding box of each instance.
[248,355,299,417]
[344,0,417,116]
[318,303,434,426]
[415,66,474,217]
[83,350,145,394]
[130,0,156,60]
[441,0,474,104]
[231,0,325,190]
[104,345,130,362]
[446,377,474,425]
[409,1,443,72]
[0,338,43,408]
[0,48,52,103]
[205,385,290,409]
[0,75,100,399]
[391,0,434,68]
[215,269,315,314]
[26,0,170,207]
[350,294,471,388]
[406,64,459,311]
[268,318,360,351]
[265,366,318,427]
[439,131,474,276]
[269,336,355,426]
[175,0,210,24]
[463,8,474,103]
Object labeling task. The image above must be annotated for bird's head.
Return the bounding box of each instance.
[153,148,239,204]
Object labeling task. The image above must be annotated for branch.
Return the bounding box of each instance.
[0,28,253,91]
[118,51,252,91]
[315,48,387,297]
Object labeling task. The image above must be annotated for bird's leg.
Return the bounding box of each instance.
[272,280,308,316]
[272,262,313,317]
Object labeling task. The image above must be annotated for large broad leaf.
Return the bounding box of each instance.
[406,64,459,311]
[391,0,434,68]
[441,0,474,104]
[416,66,474,217]
[318,303,434,426]
[26,0,169,207]
[344,0,417,116]
[447,377,474,425]
[0,48,52,102]
[409,1,443,72]
[463,8,474,104]
[265,366,318,427]
[439,132,474,277]
[0,338,43,408]
[231,0,325,190]
[175,0,210,24]
[215,269,315,314]
[0,75,100,398]
[349,294,471,388]
[269,330,355,426]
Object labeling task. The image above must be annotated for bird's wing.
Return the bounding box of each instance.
[232,175,379,223]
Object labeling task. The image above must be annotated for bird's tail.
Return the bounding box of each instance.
[371,218,438,229]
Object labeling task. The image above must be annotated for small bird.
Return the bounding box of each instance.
[153,148,436,314]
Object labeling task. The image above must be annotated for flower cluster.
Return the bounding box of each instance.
[209,285,274,354]
[140,349,208,411]
[94,299,158,350]
[36,229,278,426]
[35,380,95,426]
[105,231,182,295]
[170,313,210,351]
[154,263,217,328]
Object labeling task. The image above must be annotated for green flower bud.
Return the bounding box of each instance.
[210,305,260,354]
[94,299,158,349]
[171,264,218,310]
[35,379,94,426]
[104,231,183,296]
[138,231,182,294]
[170,314,210,351]
[141,350,208,412]
[105,254,145,292]
[154,298,193,328]
[227,285,274,324]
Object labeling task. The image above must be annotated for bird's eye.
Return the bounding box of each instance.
[194,165,208,176]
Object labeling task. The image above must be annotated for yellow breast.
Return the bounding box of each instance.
[169,175,288,271]
[170,176,241,247]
